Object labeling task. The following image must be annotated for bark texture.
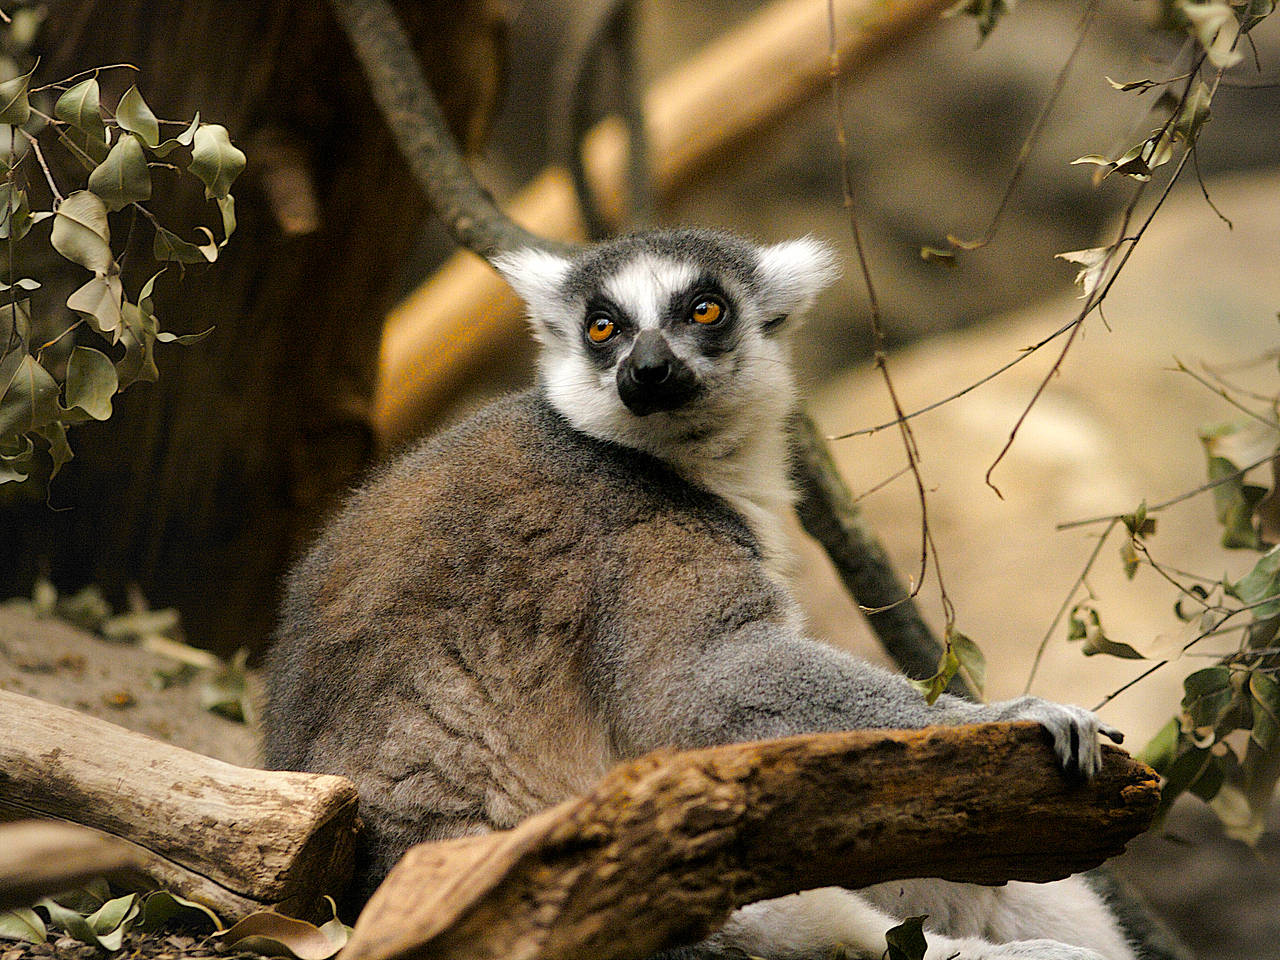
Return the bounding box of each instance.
[0,690,358,918]
[344,724,1159,960]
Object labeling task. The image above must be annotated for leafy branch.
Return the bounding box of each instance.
[0,67,245,486]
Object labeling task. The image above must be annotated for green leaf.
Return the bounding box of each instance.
[116,302,159,388]
[0,433,35,484]
[39,421,73,479]
[156,326,214,345]
[85,894,139,938]
[0,182,32,241]
[1140,716,1182,773]
[152,112,200,158]
[67,273,125,341]
[188,124,246,199]
[153,225,216,264]
[1155,744,1213,815]
[64,346,118,421]
[950,629,986,698]
[3,298,30,343]
[910,644,960,705]
[216,193,237,243]
[885,916,929,960]
[0,65,35,126]
[0,907,47,943]
[1180,0,1244,68]
[1173,81,1213,145]
[200,648,251,722]
[1229,545,1280,618]
[1181,666,1235,729]
[0,355,60,439]
[942,0,1013,40]
[37,896,129,951]
[1066,604,1145,659]
[137,890,222,934]
[87,134,151,211]
[1250,671,1280,750]
[51,191,114,274]
[920,246,957,267]
[55,78,108,144]
[115,85,159,147]
[1106,75,1159,93]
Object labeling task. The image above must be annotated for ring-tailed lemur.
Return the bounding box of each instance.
[265,229,1144,960]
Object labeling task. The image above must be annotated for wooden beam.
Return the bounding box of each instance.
[0,690,358,919]
[342,724,1160,960]
[374,0,956,443]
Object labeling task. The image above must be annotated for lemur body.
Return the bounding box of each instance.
[265,229,1141,960]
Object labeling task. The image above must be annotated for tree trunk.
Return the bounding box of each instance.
[0,0,503,657]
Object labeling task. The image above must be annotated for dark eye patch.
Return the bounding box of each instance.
[580,294,633,370]
[664,276,738,355]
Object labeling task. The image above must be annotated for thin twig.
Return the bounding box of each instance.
[19,129,62,203]
[953,0,1101,250]
[28,63,138,94]
[1057,450,1276,530]
[1172,357,1280,429]
[827,0,947,618]
[1024,518,1118,694]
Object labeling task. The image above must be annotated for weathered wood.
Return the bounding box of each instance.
[0,821,143,911]
[374,0,956,443]
[0,690,358,918]
[342,724,1160,960]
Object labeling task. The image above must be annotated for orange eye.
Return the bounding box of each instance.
[690,299,723,324]
[587,314,616,343]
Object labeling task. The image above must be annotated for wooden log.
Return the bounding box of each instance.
[0,690,358,919]
[374,0,956,443]
[342,723,1160,960]
[0,821,144,911]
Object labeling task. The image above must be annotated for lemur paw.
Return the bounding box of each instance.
[930,936,1108,960]
[990,696,1123,778]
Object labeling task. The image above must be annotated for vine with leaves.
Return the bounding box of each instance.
[0,57,245,486]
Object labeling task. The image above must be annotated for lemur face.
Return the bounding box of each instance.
[495,229,837,452]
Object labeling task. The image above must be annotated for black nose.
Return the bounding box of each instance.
[630,332,673,384]
[617,331,699,416]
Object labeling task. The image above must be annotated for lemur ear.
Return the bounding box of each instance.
[753,237,840,324]
[492,248,574,342]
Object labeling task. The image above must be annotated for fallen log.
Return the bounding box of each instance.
[0,690,358,919]
[343,723,1160,960]
[0,821,144,911]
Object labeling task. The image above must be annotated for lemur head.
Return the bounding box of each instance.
[494,229,838,458]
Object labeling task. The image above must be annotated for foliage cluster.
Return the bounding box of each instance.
[0,59,245,486]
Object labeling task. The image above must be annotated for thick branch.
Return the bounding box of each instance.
[343,724,1158,960]
[0,690,358,919]
[327,0,565,260]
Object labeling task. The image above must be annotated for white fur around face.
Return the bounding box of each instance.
[755,237,840,318]
[601,255,697,330]
[496,236,838,580]
[491,249,573,345]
